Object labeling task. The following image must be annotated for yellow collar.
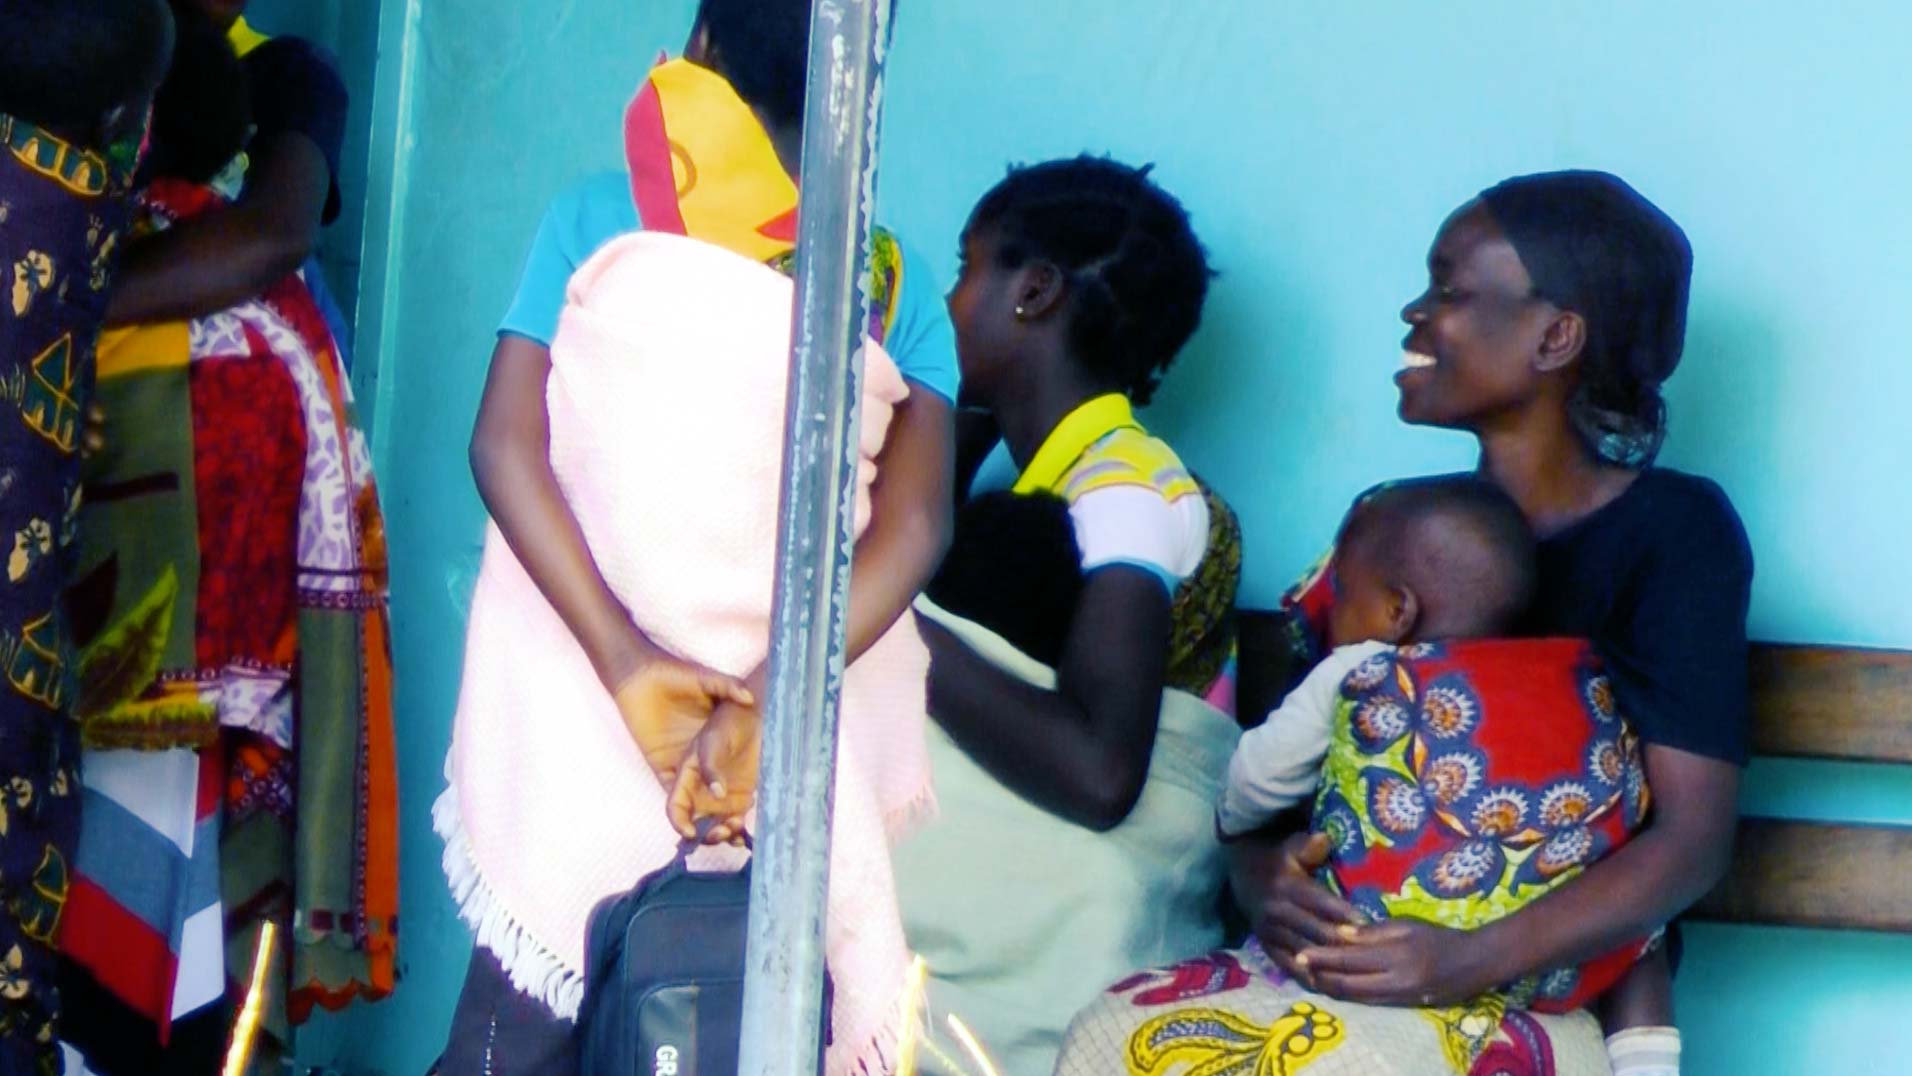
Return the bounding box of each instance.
[228,17,270,57]
[1012,393,1141,495]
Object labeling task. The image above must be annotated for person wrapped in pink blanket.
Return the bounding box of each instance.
[432,5,957,1074]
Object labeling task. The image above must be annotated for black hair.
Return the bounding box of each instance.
[967,155,1213,406]
[147,5,250,185]
[693,0,812,131]
[0,0,172,145]
[1339,477,1537,639]
[1479,170,1693,468]
[925,491,1083,667]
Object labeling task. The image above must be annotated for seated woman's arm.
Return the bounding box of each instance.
[107,131,330,327]
[919,567,1172,832]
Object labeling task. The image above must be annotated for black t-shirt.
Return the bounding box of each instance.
[244,36,348,223]
[1524,468,1755,764]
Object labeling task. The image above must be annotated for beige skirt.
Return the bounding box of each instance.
[1056,943,1610,1076]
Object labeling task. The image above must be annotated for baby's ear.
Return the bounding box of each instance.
[1384,583,1421,645]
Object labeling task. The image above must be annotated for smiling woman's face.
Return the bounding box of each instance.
[1395,201,1559,433]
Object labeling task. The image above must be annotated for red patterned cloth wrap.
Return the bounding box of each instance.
[1313,638,1651,1012]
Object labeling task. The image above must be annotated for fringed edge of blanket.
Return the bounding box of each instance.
[882,777,938,848]
[841,1005,910,1076]
[433,778,586,1020]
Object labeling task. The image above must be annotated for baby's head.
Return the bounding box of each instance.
[0,0,174,150]
[925,491,1083,667]
[1327,477,1536,649]
[146,4,251,186]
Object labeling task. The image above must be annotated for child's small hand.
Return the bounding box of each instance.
[613,657,753,785]
[668,699,763,844]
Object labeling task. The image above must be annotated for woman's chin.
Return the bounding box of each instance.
[1395,384,1430,425]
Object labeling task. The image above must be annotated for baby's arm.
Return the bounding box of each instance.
[1217,646,1374,837]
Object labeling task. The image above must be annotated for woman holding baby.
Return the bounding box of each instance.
[1061,171,1751,1076]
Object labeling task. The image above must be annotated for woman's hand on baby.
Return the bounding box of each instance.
[668,699,763,845]
[613,656,754,785]
[1295,918,1497,1008]
[1240,831,1501,1006]
[1236,832,1362,983]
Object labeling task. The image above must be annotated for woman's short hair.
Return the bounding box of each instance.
[1479,170,1694,467]
[693,0,813,131]
[148,6,251,185]
[967,155,1214,406]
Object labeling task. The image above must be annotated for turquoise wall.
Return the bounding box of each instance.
[341,2,1912,1073]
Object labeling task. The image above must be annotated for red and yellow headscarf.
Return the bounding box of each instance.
[624,58,799,265]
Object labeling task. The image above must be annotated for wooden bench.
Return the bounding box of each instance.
[1236,612,1912,933]
[1689,644,1912,931]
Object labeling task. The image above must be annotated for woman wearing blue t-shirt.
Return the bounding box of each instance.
[439,1,956,1071]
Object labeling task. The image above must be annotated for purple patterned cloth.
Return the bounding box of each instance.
[0,112,130,1074]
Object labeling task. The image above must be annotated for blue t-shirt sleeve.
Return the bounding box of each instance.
[884,241,960,405]
[498,172,640,346]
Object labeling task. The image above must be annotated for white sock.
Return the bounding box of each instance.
[1607,1026,1681,1076]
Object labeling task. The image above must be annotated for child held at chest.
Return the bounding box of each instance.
[1220,477,1681,1076]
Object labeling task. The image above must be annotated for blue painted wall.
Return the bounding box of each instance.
[343,2,1912,1073]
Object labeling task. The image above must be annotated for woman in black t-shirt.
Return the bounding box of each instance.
[1233,172,1752,1024]
[103,0,349,329]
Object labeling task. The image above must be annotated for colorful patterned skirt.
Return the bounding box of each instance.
[1058,945,1611,1076]
[56,181,396,1066]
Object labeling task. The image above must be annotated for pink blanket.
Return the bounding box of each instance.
[437,232,934,1074]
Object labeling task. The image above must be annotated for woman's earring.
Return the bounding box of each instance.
[1014,305,1027,319]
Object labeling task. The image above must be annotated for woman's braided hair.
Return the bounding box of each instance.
[969,156,1213,405]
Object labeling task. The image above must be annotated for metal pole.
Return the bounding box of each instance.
[738,1,893,1074]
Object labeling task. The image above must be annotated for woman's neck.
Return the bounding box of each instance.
[1477,417,1640,538]
[997,367,1117,472]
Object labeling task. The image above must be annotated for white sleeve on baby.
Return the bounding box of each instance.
[1215,640,1394,838]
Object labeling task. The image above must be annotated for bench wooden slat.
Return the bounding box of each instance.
[1233,614,1912,931]
[1749,644,1912,765]
[1690,817,1912,932]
